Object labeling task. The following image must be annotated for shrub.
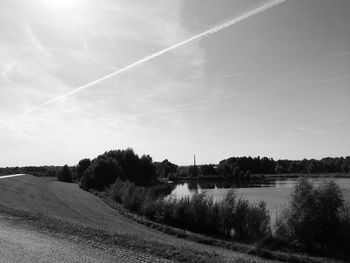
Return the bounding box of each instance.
[82,158,122,191]
[111,179,271,243]
[75,158,91,180]
[274,177,350,258]
[159,191,271,242]
[56,165,72,183]
[218,191,271,241]
[245,200,271,242]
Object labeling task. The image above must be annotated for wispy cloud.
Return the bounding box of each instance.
[213,72,243,79]
[327,51,350,58]
[285,127,328,137]
[315,117,349,124]
[14,0,287,120]
[0,119,33,143]
[95,92,248,123]
[41,92,157,117]
[298,126,327,135]
[1,62,16,81]
[296,75,350,86]
[24,24,51,57]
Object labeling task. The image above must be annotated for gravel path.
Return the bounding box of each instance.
[0,215,170,263]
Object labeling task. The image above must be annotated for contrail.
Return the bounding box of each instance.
[15,0,286,119]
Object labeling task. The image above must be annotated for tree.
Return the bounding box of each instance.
[155,159,178,178]
[83,158,122,190]
[57,165,72,183]
[75,158,91,180]
[275,178,350,256]
[139,155,156,184]
[200,164,217,176]
[189,165,198,178]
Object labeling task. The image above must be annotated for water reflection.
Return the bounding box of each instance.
[167,177,350,221]
[169,179,283,199]
[169,177,350,199]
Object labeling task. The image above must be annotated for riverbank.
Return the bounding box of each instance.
[167,175,350,224]
[95,188,340,263]
[168,173,350,183]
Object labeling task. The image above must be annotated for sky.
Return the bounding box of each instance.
[0,0,349,166]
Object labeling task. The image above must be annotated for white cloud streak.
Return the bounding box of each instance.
[297,75,350,86]
[97,92,248,123]
[327,51,350,58]
[1,62,16,84]
[0,119,33,143]
[14,0,287,120]
[24,24,50,57]
[214,72,243,79]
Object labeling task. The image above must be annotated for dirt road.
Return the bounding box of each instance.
[0,213,172,263]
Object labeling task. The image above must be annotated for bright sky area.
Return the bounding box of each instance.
[0,0,349,166]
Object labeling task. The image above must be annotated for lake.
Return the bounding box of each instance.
[167,177,350,223]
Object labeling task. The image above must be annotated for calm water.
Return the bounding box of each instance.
[167,177,350,222]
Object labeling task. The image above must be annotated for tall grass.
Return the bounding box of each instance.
[111,179,271,243]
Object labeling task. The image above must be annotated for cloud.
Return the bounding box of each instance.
[0,118,33,143]
[24,24,51,57]
[0,62,16,81]
[213,72,243,79]
[95,92,248,123]
[14,0,287,120]
[327,51,350,58]
[296,75,350,86]
[1,0,209,151]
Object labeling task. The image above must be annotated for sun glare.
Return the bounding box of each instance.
[43,0,82,10]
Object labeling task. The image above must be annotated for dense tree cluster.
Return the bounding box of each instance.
[79,148,157,190]
[199,164,217,176]
[75,158,91,180]
[163,164,216,179]
[139,156,350,180]
[154,159,178,178]
[56,165,73,183]
[275,157,350,174]
[216,156,350,179]
[155,157,350,180]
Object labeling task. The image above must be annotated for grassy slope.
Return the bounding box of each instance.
[0,175,271,263]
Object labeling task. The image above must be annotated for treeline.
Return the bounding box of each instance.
[3,155,349,180]
[217,156,350,178]
[155,156,350,180]
[0,166,62,177]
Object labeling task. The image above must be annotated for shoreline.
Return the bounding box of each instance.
[168,173,350,183]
